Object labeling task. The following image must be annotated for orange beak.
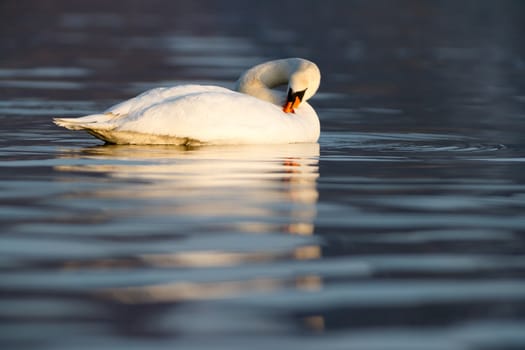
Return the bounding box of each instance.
[283,95,301,113]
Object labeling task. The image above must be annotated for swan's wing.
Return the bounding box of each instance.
[53,85,233,132]
[106,85,232,116]
[54,88,319,145]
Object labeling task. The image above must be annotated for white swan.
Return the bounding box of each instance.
[53,58,321,145]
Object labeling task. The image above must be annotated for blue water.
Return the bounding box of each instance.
[1,1,525,349]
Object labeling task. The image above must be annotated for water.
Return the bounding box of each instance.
[1,1,525,349]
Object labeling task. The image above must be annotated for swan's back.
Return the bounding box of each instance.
[107,85,231,117]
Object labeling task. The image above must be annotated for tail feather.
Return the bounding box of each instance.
[53,113,118,131]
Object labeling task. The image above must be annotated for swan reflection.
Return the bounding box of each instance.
[56,143,319,234]
[55,143,322,305]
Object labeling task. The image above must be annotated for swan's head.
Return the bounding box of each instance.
[235,57,321,113]
[283,59,321,113]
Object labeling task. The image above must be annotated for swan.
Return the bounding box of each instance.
[53,58,321,145]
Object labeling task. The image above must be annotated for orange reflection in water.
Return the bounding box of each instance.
[100,278,283,303]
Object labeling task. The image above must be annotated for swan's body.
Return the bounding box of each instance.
[54,58,321,145]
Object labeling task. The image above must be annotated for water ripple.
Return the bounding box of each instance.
[321,132,506,154]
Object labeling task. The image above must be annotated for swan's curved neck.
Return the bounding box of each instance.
[235,59,292,105]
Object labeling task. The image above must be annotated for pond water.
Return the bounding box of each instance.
[1,1,525,349]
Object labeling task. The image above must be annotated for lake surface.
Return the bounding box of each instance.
[1,1,525,349]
